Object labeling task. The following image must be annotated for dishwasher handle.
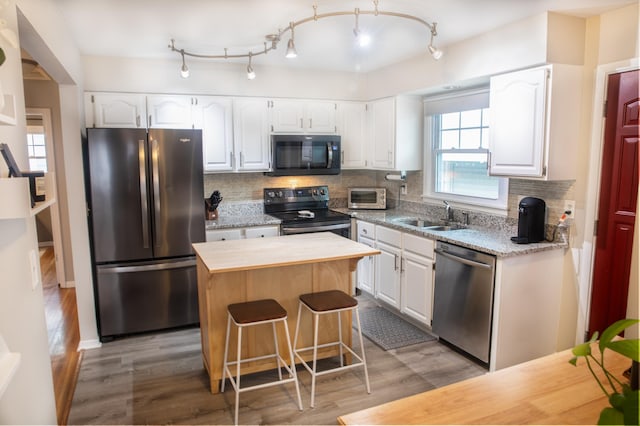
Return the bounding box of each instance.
[435,248,492,270]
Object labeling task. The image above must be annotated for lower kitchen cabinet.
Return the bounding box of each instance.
[356,221,376,295]
[206,225,279,242]
[375,239,401,309]
[400,233,434,326]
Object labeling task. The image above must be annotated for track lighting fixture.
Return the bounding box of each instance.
[246,53,256,80]
[179,49,189,78]
[285,22,297,59]
[169,0,442,78]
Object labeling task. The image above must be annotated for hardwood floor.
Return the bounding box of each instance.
[68,294,486,425]
[41,247,82,426]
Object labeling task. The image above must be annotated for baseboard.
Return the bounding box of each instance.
[77,339,102,351]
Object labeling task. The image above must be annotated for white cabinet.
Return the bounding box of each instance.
[337,102,368,169]
[368,96,423,171]
[375,225,402,309]
[270,99,337,134]
[146,95,194,129]
[85,92,146,128]
[488,64,582,180]
[206,225,279,242]
[193,96,234,172]
[400,233,434,326]
[232,98,271,171]
[356,221,376,295]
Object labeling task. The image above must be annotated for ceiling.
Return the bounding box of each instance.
[52,0,635,73]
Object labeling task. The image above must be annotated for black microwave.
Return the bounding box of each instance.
[267,134,341,176]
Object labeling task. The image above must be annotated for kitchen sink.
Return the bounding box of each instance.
[393,218,466,231]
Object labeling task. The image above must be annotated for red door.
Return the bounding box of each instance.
[589,69,639,335]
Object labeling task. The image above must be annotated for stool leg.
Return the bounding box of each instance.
[272,322,283,381]
[354,307,371,394]
[292,301,302,356]
[310,310,319,408]
[234,325,243,426]
[221,313,232,393]
[282,318,303,411]
[337,311,344,367]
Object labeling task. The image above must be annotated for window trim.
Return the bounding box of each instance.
[422,94,509,216]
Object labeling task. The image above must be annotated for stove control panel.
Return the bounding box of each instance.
[264,185,329,205]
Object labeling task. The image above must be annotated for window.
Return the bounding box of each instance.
[26,124,48,172]
[423,90,508,212]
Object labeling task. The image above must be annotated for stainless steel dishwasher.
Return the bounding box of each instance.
[432,241,496,364]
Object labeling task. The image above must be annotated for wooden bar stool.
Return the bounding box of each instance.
[292,289,370,408]
[221,299,303,425]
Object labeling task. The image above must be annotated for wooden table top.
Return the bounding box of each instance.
[192,232,380,273]
[338,343,632,425]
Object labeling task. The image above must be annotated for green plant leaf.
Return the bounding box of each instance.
[0,48,5,66]
[604,339,640,362]
[598,407,624,425]
[572,342,592,357]
[599,319,640,354]
[622,389,639,426]
[568,356,578,366]
[609,392,625,410]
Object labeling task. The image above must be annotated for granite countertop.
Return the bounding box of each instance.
[205,214,280,230]
[336,208,567,258]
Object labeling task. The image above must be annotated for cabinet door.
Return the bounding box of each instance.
[147,95,194,129]
[401,251,434,325]
[357,235,375,295]
[245,226,279,239]
[488,67,548,177]
[338,102,367,169]
[233,98,271,171]
[370,98,395,169]
[195,96,234,172]
[198,96,233,172]
[86,93,146,128]
[205,229,242,242]
[306,101,337,133]
[375,240,401,309]
[270,100,305,133]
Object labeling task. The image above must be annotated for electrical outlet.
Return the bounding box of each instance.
[400,184,407,195]
[564,200,575,215]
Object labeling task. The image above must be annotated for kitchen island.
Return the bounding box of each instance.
[192,232,380,394]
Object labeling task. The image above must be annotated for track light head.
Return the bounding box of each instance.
[247,53,256,79]
[180,50,190,78]
[428,23,443,60]
[285,22,298,58]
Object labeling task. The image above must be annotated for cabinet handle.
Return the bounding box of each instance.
[309,118,312,128]
[341,150,344,165]
[401,258,405,273]
[394,254,399,271]
[230,152,235,168]
[362,228,367,234]
[240,152,244,167]
[300,118,303,129]
[136,115,140,128]
[149,115,152,126]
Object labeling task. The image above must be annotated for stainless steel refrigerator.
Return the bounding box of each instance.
[86,128,205,340]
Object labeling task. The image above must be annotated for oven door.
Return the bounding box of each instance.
[281,222,351,238]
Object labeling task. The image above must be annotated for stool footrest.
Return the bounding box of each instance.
[294,342,365,375]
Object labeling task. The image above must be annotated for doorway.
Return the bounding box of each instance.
[588,69,639,335]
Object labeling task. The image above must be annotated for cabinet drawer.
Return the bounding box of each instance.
[245,226,279,239]
[402,233,434,259]
[206,229,242,242]
[376,225,401,247]
[357,221,375,239]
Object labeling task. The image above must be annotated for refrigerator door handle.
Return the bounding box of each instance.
[151,136,161,247]
[98,258,196,274]
[138,139,150,248]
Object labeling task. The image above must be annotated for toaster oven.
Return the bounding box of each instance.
[348,188,387,210]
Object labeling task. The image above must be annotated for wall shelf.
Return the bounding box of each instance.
[0,335,20,399]
[0,95,17,126]
[0,173,56,220]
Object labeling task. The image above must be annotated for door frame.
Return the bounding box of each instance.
[582,60,640,343]
[26,107,67,288]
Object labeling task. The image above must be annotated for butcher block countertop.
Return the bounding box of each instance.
[192,232,380,274]
[337,342,632,425]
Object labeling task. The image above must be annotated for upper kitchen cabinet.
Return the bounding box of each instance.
[270,99,337,134]
[368,96,423,171]
[232,98,271,171]
[337,102,367,169]
[146,95,195,129]
[192,96,234,172]
[488,64,582,180]
[85,92,146,128]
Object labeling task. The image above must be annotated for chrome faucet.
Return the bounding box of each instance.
[443,201,453,222]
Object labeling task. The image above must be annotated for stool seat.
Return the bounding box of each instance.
[299,290,358,312]
[228,299,286,324]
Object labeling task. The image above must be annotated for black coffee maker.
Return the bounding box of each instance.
[511,197,546,244]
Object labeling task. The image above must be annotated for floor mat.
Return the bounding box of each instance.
[355,306,436,350]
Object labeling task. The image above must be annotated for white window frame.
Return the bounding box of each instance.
[422,89,508,215]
